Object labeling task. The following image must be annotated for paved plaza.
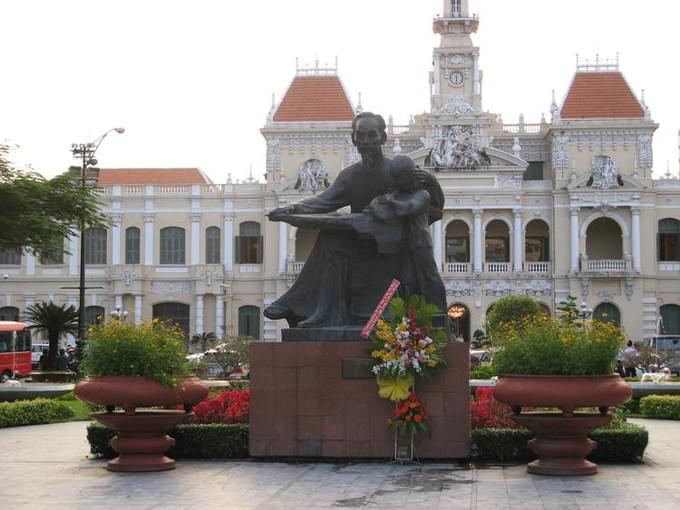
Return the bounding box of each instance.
[1,418,679,509]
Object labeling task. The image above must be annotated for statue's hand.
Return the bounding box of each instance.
[414,167,431,186]
[268,204,299,220]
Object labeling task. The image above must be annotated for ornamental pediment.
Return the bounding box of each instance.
[409,146,527,171]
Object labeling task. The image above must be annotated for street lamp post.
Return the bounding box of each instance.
[71,128,125,351]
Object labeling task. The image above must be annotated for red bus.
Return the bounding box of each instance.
[0,321,32,382]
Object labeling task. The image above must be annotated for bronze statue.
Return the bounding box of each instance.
[265,112,446,329]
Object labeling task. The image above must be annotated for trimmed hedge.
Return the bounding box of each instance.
[472,423,648,463]
[87,422,249,459]
[640,395,680,419]
[0,398,75,428]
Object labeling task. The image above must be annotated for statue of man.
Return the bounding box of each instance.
[265,112,445,328]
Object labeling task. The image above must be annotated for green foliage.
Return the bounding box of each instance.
[25,301,78,371]
[492,313,625,376]
[86,422,249,459]
[0,398,75,427]
[190,332,217,353]
[640,395,680,419]
[470,363,496,379]
[0,144,106,254]
[620,398,641,414]
[82,319,188,387]
[486,295,541,339]
[471,422,648,462]
[388,294,440,328]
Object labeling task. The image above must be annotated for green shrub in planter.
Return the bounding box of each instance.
[87,422,249,459]
[470,363,496,380]
[640,395,680,419]
[0,399,75,428]
[620,398,640,415]
[471,423,647,463]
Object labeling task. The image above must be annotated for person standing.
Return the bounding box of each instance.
[622,340,638,378]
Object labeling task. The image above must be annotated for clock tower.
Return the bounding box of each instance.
[431,0,482,116]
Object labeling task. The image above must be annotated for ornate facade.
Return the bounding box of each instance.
[2,0,680,342]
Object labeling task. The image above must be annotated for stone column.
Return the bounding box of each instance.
[631,207,641,272]
[223,213,234,273]
[195,294,204,335]
[473,209,483,273]
[215,294,224,340]
[134,295,142,324]
[68,235,78,275]
[114,294,123,311]
[143,213,154,266]
[513,210,523,272]
[111,213,122,265]
[279,221,288,274]
[25,252,35,275]
[433,53,441,96]
[432,220,443,272]
[570,207,580,272]
[191,213,201,266]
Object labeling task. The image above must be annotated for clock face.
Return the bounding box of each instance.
[449,71,464,87]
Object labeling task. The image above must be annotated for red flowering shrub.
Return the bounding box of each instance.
[192,389,250,424]
[470,387,518,429]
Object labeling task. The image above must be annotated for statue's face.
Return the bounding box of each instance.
[353,117,385,165]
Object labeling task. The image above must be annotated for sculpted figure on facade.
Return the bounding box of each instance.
[427,126,491,170]
[588,155,623,189]
[265,112,446,329]
[294,158,330,193]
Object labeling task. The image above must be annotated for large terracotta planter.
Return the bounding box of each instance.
[493,374,631,476]
[75,375,208,472]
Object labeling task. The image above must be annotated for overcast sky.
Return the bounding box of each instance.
[1,0,678,183]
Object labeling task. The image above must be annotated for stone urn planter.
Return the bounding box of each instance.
[75,375,208,472]
[494,374,631,475]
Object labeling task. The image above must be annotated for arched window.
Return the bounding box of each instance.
[586,218,622,260]
[85,306,105,327]
[160,227,186,265]
[660,304,680,335]
[593,302,621,326]
[0,306,20,321]
[658,219,680,262]
[236,222,262,264]
[525,220,550,262]
[485,220,510,263]
[238,305,260,340]
[84,227,107,265]
[445,220,470,263]
[125,227,141,265]
[0,249,21,265]
[153,302,190,337]
[40,237,65,265]
[205,227,221,264]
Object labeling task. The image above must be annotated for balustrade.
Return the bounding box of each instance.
[445,262,470,273]
[584,259,625,273]
[485,262,510,273]
[526,261,550,274]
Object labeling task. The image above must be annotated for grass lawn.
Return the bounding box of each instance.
[54,392,96,421]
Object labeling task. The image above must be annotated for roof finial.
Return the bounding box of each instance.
[355,92,363,114]
[550,89,560,122]
[576,53,579,68]
[335,55,338,71]
[295,57,299,73]
[640,88,651,120]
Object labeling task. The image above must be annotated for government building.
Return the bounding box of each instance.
[2,0,679,343]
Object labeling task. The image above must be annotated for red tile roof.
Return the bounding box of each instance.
[98,168,212,185]
[561,72,644,119]
[273,75,355,122]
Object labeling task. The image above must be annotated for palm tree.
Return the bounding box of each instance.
[190,331,217,353]
[24,302,78,371]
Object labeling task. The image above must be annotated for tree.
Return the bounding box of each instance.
[190,331,217,353]
[24,302,79,371]
[204,335,252,378]
[0,144,106,256]
[486,295,541,340]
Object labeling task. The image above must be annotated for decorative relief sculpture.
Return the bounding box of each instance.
[121,270,136,286]
[597,290,614,302]
[587,155,623,190]
[426,126,491,170]
[445,279,471,297]
[551,132,568,177]
[150,281,192,296]
[436,95,475,116]
[294,159,330,193]
[525,279,552,297]
[637,135,652,172]
[485,280,513,297]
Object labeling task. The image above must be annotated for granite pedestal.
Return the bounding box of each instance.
[249,342,470,459]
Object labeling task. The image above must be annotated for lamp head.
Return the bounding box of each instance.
[114,127,125,134]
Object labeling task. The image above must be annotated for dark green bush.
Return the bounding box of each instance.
[619,398,640,414]
[640,395,680,419]
[472,422,647,462]
[0,398,75,427]
[87,422,249,459]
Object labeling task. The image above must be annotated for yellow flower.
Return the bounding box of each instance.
[377,374,414,401]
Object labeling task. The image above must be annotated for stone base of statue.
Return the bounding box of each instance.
[249,342,470,459]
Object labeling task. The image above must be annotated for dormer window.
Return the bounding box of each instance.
[451,0,461,16]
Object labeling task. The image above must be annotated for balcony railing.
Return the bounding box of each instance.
[287,261,305,274]
[584,259,625,273]
[526,261,551,274]
[485,262,510,273]
[659,261,680,271]
[444,262,470,273]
